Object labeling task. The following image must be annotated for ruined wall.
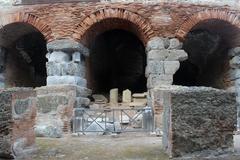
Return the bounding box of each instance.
[35,85,91,137]
[0,88,36,159]
[158,86,237,158]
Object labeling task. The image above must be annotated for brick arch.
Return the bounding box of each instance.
[176,9,240,40]
[73,8,156,46]
[0,12,53,42]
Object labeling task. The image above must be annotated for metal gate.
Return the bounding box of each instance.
[72,107,153,134]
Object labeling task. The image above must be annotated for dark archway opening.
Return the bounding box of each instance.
[89,29,147,94]
[0,22,47,87]
[174,19,240,89]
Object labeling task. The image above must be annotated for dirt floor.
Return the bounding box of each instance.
[30,134,240,160]
[31,133,168,160]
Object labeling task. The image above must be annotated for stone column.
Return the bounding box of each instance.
[46,39,88,87]
[34,39,91,136]
[145,37,188,133]
[229,47,240,130]
[0,47,5,88]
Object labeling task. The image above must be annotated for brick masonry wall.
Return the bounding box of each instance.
[1,2,240,45]
[158,86,237,158]
[0,88,36,159]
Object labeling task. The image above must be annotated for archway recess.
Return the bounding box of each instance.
[72,8,154,95]
[176,10,240,41]
[73,8,156,47]
[0,12,53,42]
[174,10,240,89]
[0,16,50,87]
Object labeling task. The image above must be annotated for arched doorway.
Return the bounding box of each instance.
[174,18,240,89]
[74,9,155,97]
[0,22,48,87]
[90,29,146,94]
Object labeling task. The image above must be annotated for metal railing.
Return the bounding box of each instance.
[73,107,153,134]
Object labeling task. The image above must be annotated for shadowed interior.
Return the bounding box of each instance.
[174,19,240,89]
[0,22,47,87]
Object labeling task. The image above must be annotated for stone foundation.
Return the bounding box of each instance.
[0,88,36,159]
[35,85,91,137]
[157,85,237,158]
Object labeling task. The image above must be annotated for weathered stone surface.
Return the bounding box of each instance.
[146,37,165,52]
[47,76,87,86]
[230,56,240,68]
[47,51,70,62]
[0,73,4,88]
[92,94,108,103]
[122,89,132,103]
[145,61,164,77]
[47,62,86,77]
[132,92,147,98]
[147,49,187,62]
[147,50,169,61]
[168,38,182,50]
[163,61,180,74]
[35,85,91,135]
[0,88,36,159]
[159,86,237,158]
[229,47,240,57]
[37,95,68,113]
[110,88,118,104]
[166,50,188,61]
[35,123,62,138]
[74,97,90,107]
[72,52,81,62]
[47,39,89,56]
[36,85,91,97]
[147,74,173,88]
[162,38,170,49]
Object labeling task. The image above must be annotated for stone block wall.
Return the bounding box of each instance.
[0,47,5,88]
[229,47,240,129]
[46,39,89,87]
[158,85,237,158]
[0,88,36,159]
[35,85,91,137]
[145,37,187,131]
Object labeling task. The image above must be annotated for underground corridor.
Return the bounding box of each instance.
[87,29,147,96]
[0,22,47,88]
[174,19,240,89]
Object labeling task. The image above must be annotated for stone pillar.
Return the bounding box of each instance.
[35,39,92,136]
[145,37,188,132]
[46,39,88,87]
[229,47,240,130]
[0,47,5,88]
